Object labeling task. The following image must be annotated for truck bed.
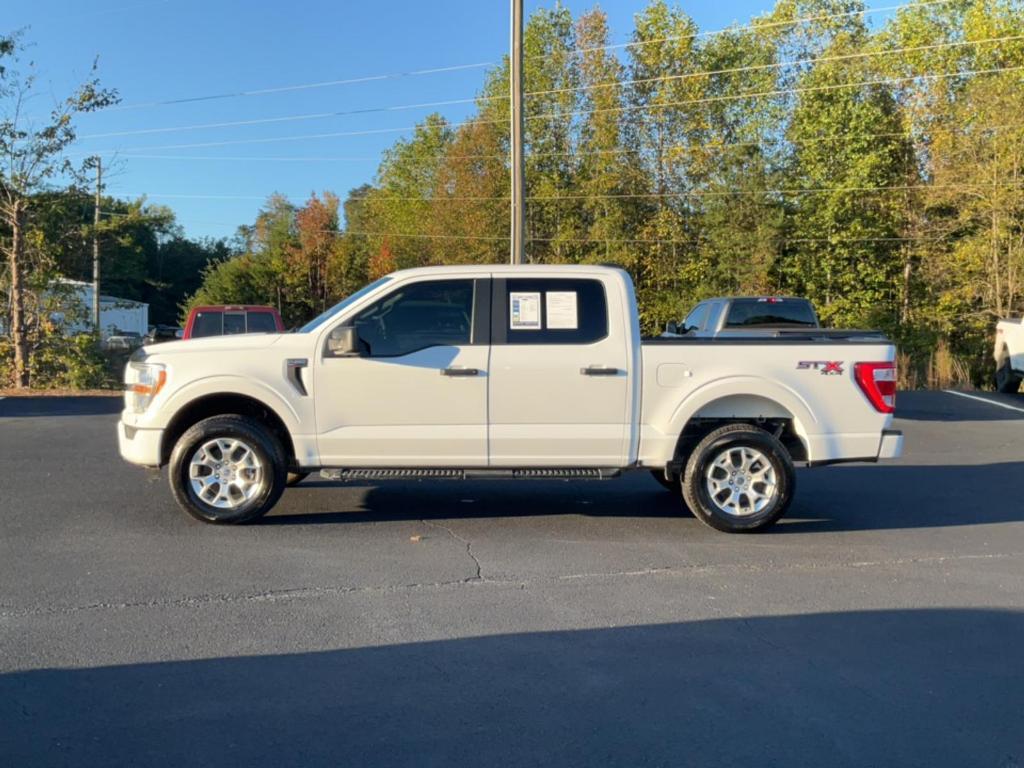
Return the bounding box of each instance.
[638,335,897,467]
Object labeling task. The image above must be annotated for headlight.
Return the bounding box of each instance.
[124,362,167,413]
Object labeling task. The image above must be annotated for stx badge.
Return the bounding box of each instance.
[797,360,844,375]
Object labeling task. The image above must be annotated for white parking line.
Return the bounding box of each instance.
[943,389,1024,414]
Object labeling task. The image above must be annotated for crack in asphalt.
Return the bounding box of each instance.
[0,551,1018,621]
[420,519,483,581]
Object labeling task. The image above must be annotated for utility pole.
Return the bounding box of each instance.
[510,0,525,265]
[92,156,102,333]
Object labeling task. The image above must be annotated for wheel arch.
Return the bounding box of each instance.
[160,392,297,468]
[661,382,816,470]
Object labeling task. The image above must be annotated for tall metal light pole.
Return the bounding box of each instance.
[510,0,525,265]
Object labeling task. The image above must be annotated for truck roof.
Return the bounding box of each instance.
[189,305,279,312]
[700,296,810,303]
[386,264,629,279]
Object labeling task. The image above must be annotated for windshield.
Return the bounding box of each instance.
[296,277,392,333]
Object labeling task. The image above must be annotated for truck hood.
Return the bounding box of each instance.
[143,333,286,356]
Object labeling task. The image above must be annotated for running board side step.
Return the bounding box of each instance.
[319,467,622,481]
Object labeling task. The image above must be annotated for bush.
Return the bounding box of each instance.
[0,332,113,389]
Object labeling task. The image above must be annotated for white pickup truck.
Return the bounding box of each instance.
[994,318,1024,393]
[118,265,902,533]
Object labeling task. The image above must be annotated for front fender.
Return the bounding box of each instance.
[145,375,303,433]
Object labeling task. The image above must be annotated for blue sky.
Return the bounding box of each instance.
[9,0,794,240]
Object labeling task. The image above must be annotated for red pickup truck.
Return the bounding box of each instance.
[182,305,285,339]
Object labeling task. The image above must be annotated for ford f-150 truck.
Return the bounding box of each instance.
[118,265,903,533]
[994,318,1024,393]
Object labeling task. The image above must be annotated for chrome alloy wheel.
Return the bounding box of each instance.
[188,438,264,509]
[704,446,778,517]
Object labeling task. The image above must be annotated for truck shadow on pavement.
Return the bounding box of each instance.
[265,462,1024,533]
[2,608,1021,767]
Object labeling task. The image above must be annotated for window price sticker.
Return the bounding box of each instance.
[545,291,578,329]
[510,292,541,329]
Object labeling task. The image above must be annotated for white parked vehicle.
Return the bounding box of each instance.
[994,318,1024,393]
[118,265,903,533]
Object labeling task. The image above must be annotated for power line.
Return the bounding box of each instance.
[557,0,958,60]
[93,64,1015,154]
[80,111,510,154]
[526,33,1024,99]
[105,191,509,201]
[80,35,1018,144]
[527,64,1024,123]
[80,120,497,152]
[109,61,498,112]
[528,181,1024,201]
[94,153,392,162]
[80,96,493,140]
[99,211,945,246]
[91,122,1023,165]
[102,179,1022,205]
[80,65,1020,154]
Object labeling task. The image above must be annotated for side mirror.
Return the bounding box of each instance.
[326,325,359,356]
[175,329,184,339]
[664,321,679,335]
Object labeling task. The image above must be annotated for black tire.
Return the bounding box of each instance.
[650,469,680,493]
[994,350,1022,394]
[169,415,287,524]
[681,424,795,533]
[287,471,310,487]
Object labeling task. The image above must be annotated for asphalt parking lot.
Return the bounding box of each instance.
[1,390,1022,767]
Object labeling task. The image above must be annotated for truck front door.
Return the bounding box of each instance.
[314,277,490,467]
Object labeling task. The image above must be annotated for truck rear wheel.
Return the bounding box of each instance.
[681,424,794,533]
[995,350,1022,393]
[169,415,287,524]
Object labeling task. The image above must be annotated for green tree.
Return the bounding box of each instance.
[0,33,117,387]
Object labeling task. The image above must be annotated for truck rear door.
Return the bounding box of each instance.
[488,276,631,466]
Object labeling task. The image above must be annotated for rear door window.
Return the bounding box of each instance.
[191,311,222,338]
[503,278,607,345]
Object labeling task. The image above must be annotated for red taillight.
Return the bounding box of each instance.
[854,362,896,414]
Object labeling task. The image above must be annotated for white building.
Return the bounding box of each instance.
[50,279,149,339]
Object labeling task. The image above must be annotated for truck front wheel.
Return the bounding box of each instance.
[169,415,287,524]
[681,424,795,533]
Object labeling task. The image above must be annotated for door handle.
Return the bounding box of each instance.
[580,366,621,376]
[441,367,481,377]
